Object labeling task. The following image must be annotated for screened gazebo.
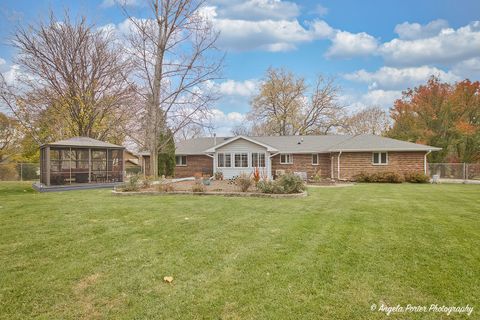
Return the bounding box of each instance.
[38,137,124,188]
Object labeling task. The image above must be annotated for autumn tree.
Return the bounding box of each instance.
[342,106,390,135]
[0,12,135,145]
[388,77,480,162]
[0,112,21,163]
[247,68,343,136]
[123,0,222,177]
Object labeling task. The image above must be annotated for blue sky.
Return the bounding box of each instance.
[1,0,480,134]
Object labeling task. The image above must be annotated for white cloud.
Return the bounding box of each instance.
[344,66,460,90]
[216,79,259,96]
[451,57,480,79]
[101,0,143,8]
[209,108,246,135]
[394,19,449,40]
[341,89,402,111]
[214,0,300,21]
[2,64,21,85]
[326,31,378,58]
[313,4,329,17]
[200,5,337,52]
[0,58,5,66]
[380,21,480,66]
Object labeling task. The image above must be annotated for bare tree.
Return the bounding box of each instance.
[342,106,390,135]
[123,0,223,177]
[231,124,251,136]
[0,12,135,144]
[248,68,343,136]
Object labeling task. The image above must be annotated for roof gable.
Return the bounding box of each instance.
[204,135,278,152]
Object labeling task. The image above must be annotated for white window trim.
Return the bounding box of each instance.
[280,153,293,164]
[217,152,232,168]
[312,153,319,165]
[234,153,248,168]
[176,155,187,166]
[372,152,388,165]
[251,152,266,168]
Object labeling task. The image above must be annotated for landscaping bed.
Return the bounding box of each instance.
[115,173,307,197]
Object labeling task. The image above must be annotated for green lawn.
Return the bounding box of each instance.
[0,182,479,319]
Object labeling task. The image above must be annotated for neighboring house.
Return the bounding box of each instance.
[124,150,141,174]
[137,152,151,176]
[173,135,441,180]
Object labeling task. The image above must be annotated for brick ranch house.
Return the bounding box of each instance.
[168,135,441,181]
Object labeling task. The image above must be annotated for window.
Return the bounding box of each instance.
[234,153,248,167]
[372,152,388,165]
[312,154,319,165]
[280,154,293,164]
[176,155,187,166]
[251,153,266,167]
[217,153,231,167]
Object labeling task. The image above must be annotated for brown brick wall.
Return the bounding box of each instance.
[175,155,213,178]
[271,153,331,179]
[332,151,426,180]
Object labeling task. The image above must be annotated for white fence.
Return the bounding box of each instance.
[428,163,480,181]
[0,163,40,181]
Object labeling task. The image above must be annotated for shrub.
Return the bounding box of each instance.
[252,167,261,184]
[214,171,223,180]
[353,171,403,183]
[118,174,140,191]
[191,180,205,192]
[126,166,142,175]
[0,164,18,180]
[236,173,253,192]
[404,172,430,183]
[353,172,372,183]
[277,173,306,193]
[141,176,154,189]
[157,183,175,192]
[257,180,284,194]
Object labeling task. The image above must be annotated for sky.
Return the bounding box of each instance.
[1,0,480,135]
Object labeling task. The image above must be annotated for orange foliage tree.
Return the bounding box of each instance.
[388,77,480,163]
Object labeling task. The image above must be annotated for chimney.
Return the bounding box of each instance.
[213,133,217,145]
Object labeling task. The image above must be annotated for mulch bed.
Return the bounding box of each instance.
[114,179,308,198]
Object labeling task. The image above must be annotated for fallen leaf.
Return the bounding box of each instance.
[163,276,173,283]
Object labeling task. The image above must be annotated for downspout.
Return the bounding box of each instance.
[330,153,334,179]
[337,151,342,180]
[424,150,431,175]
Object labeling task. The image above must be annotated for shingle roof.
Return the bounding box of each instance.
[43,137,124,148]
[175,134,441,154]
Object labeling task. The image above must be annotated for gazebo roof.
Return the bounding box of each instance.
[42,137,124,148]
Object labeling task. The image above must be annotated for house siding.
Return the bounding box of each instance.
[215,138,271,179]
[271,153,331,179]
[175,155,213,178]
[332,151,426,180]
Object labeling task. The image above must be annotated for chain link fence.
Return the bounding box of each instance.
[428,163,480,181]
[0,163,40,181]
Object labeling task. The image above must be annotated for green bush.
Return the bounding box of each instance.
[404,172,430,183]
[256,180,284,194]
[277,173,306,193]
[353,172,403,183]
[119,174,141,192]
